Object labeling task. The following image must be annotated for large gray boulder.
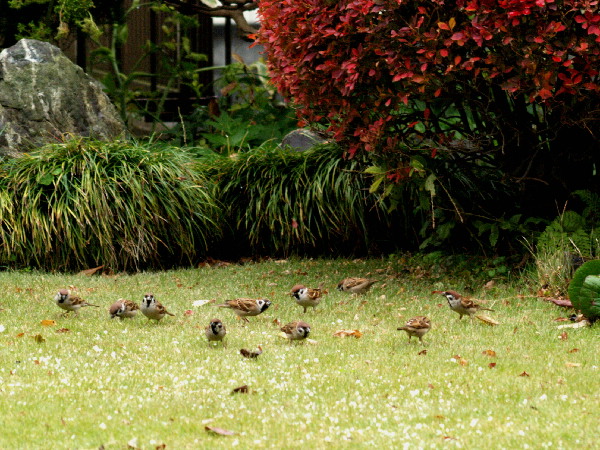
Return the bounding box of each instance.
[0,39,126,157]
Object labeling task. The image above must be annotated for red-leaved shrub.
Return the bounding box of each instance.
[257,0,599,185]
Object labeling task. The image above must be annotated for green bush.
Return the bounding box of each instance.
[568,259,600,321]
[206,143,392,256]
[0,138,222,271]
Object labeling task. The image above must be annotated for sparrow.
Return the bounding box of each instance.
[439,290,494,320]
[291,284,325,313]
[54,289,99,315]
[397,316,431,344]
[109,299,139,320]
[205,318,227,346]
[337,277,379,295]
[280,320,311,342]
[216,298,271,323]
[140,293,175,322]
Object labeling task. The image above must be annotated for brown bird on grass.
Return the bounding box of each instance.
[280,320,311,342]
[109,299,139,320]
[140,293,175,322]
[290,284,325,313]
[54,289,99,315]
[437,290,494,320]
[205,318,227,347]
[337,277,378,295]
[216,298,271,323]
[397,316,431,345]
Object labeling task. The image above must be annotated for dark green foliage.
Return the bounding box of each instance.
[0,138,221,271]
[177,60,297,150]
[206,143,391,256]
[568,260,600,321]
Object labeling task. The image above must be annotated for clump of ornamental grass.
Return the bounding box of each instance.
[208,143,390,256]
[0,137,222,271]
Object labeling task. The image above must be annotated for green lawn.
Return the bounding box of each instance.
[0,258,597,449]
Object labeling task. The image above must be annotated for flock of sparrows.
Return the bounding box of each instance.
[54,277,495,348]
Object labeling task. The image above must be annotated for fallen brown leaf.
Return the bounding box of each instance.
[232,385,249,394]
[418,349,428,356]
[40,319,56,326]
[272,318,282,327]
[56,328,70,333]
[483,280,495,290]
[540,297,573,308]
[184,310,194,316]
[559,331,568,340]
[78,265,104,276]
[488,362,497,369]
[453,355,468,366]
[240,346,263,358]
[199,258,232,268]
[519,371,530,377]
[482,349,497,357]
[568,348,579,353]
[205,426,235,436]
[333,329,363,338]
[16,333,24,338]
[475,315,499,326]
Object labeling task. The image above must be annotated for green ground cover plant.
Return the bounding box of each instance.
[0,138,221,271]
[0,258,597,448]
[208,143,392,256]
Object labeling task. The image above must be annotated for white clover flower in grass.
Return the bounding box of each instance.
[0,324,6,332]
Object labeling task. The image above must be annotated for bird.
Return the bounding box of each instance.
[109,299,139,320]
[140,293,175,322]
[337,277,379,295]
[216,298,271,323]
[205,318,227,347]
[438,290,494,320]
[54,289,99,315]
[280,320,311,342]
[290,284,325,313]
[397,316,431,345]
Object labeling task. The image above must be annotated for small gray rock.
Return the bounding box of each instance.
[281,128,327,152]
